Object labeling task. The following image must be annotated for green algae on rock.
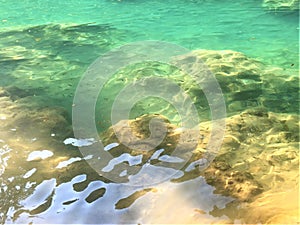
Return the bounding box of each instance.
[173,50,263,114]
[96,48,298,131]
[0,23,127,112]
[0,22,297,131]
[174,49,299,115]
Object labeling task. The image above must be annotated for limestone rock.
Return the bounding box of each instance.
[174,50,298,115]
[173,50,264,114]
[100,114,203,165]
[100,107,299,204]
[97,49,298,131]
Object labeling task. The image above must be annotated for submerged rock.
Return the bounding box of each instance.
[0,89,83,223]
[96,49,298,131]
[0,22,298,223]
[0,86,298,223]
[99,113,204,182]
[100,108,298,218]
[0,23,127,112]
[243,188,299,224]
[173,50,263,114]
[175,49,299,115]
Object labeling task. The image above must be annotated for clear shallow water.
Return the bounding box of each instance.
[0,0,299,224]
[0,0,299,68]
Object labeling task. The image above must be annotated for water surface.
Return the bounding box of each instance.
[0,0,299,224]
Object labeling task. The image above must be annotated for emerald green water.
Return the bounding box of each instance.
[1,0,299,68]
[0,0,299,224]
[0,0,298,120]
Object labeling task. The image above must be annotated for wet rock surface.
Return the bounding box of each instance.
[99,109,299,223]
[0,23,298,223]
[0,94,298,224]
[0,90,104,223]
[100,109,298,200]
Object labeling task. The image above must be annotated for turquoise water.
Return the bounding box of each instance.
[0,0,299,224]
[0,0,298,121]
[1,0,299,67]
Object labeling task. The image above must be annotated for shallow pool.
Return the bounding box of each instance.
[0,0,299,224]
